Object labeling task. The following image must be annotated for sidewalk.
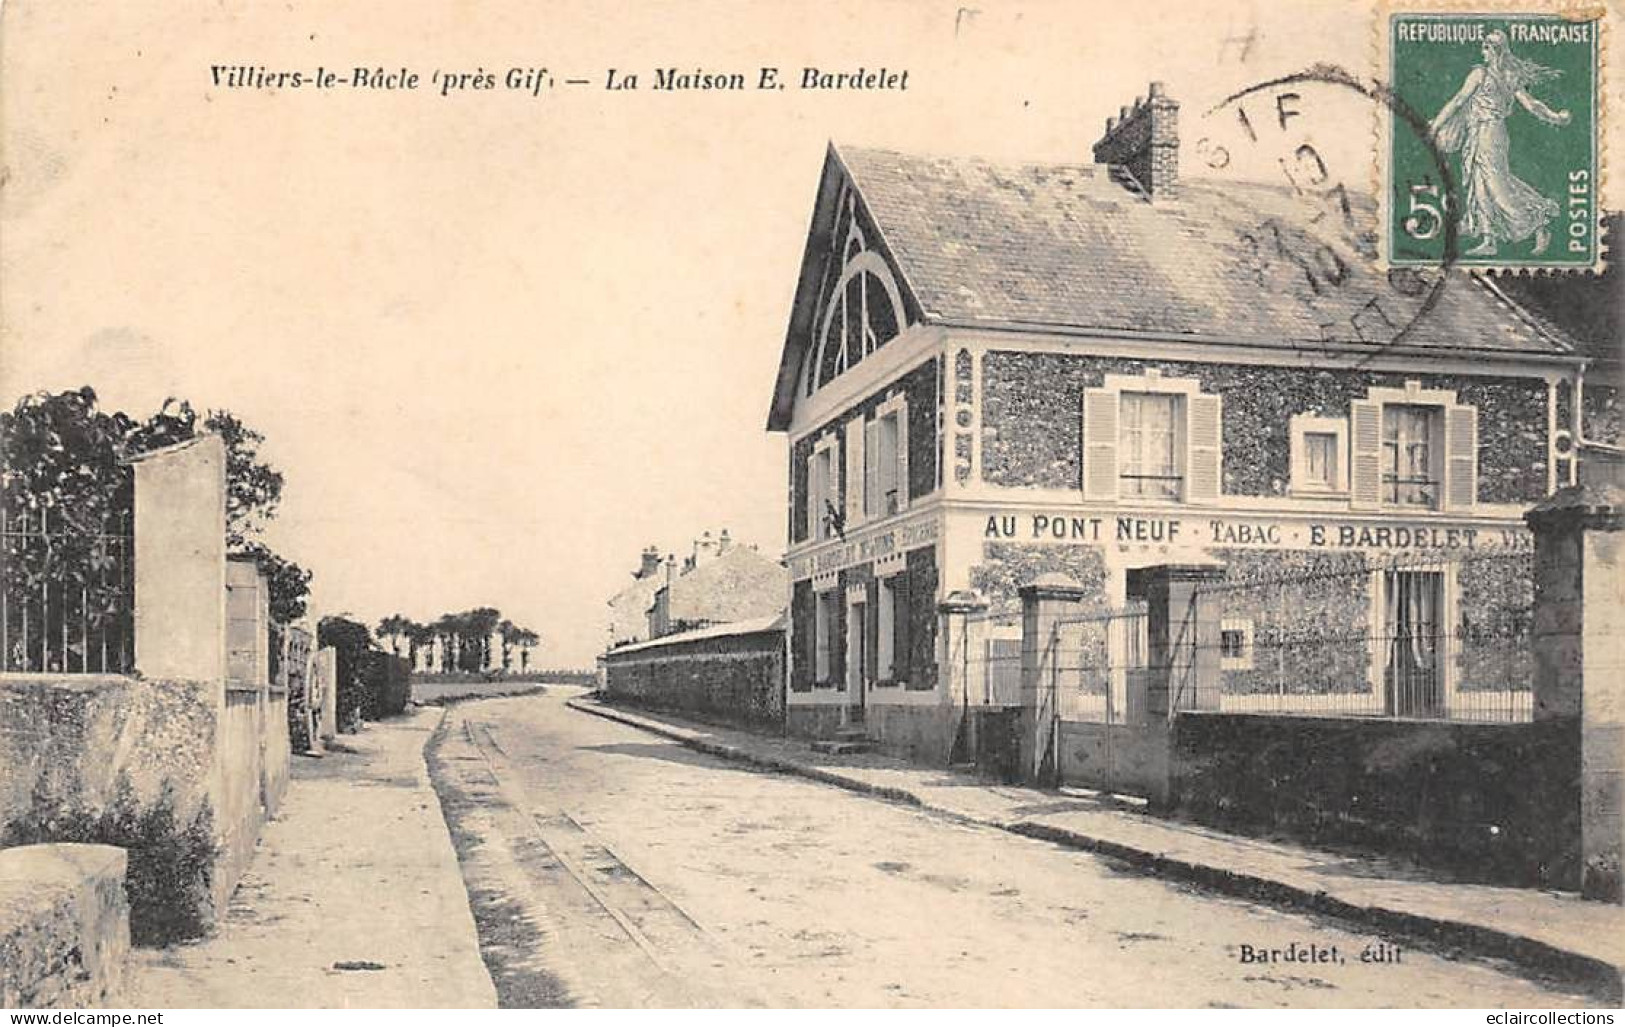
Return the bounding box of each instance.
[568,696,1625,1002]
[126,708,497,1008]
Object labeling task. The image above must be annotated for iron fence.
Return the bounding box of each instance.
[947,609,1023,708]
[1050,604,1149,724]
[0,503,135,674]
[1193,547,1534,723]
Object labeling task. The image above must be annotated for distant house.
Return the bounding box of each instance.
[646,531,788,639]
[605,546,668,649]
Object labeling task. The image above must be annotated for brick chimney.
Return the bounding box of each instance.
[1092,81,1179,199]
[636,545,662,580]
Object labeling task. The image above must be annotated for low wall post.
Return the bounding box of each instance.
[1019,574,1088,786]
[1527,483,1624,903]
[316,647,338,742]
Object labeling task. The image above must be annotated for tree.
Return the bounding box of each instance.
[1,388,311,625]
[241,542,313,625]
[404,620,434,671]
[463,607,502,672]
[431,614,461,673]
[514,627,541,673]
[317,615,374,731]
[497,619,517,672]
[376,615,410,657]
[202,410,284,550]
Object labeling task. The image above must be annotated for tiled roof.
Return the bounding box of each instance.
[835,145,1576,356]
[665,546,788,625]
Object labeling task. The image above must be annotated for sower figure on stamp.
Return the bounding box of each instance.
[1429,29,1571,256]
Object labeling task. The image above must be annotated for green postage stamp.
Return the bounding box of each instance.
[1384,7,1602,270]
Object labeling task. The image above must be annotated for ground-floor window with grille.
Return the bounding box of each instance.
[1383,569,1444,716]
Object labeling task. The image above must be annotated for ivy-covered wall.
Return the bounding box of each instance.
[903,546,939,692]
[1457,551,1534,694]
[788,358,940,545]
[602,629,785,731]
[1208,549,1372,697]
[969,541,1109,615]
[980,351,1550,504]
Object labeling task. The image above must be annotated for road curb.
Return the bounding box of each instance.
[565,697,1622,1003]
[566,698,922,806]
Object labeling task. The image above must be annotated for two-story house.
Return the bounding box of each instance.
[766,83,1586,761]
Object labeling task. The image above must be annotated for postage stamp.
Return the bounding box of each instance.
[1382,7,1602,271]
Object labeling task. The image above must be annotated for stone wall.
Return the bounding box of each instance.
[980,351,1549,504]
[1171,712,1580,888]
[215,687,265,914]
[603,627,785,731]
[0,677,215,831]
[0,671,290,942]
[0,844,129,1008]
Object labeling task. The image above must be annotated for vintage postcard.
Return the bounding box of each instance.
[1,0,1621,1015]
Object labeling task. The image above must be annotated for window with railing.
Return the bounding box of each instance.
[1119,391,1183,500]
[1382,404,1440,508]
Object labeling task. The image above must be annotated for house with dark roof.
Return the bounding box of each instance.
[646,533,788,639]
[766,83,1586,760]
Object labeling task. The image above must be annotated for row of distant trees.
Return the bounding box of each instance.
[374,610,541,674]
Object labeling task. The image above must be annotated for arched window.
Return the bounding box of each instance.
[802,189,909,396]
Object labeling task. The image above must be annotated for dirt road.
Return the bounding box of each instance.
[428,691,1596,1008]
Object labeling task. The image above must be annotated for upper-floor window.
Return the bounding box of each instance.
[1382,404,1440,508]
[864,394,909,520]
[1119,392,1183,500]
[1082,370,1221,504]
[1350,382,1477,511]
[1289,414,1349,495]
[808,437,838,540]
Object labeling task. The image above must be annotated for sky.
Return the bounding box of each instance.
[3,0,1621,665]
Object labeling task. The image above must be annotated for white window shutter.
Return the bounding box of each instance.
[1350,401,1382,509]
[1186,393,1222,503]
[844,419,865,528]
[895,403,910,511]
[806,452,818,540]
[864,419,881,519]
[1445,404,1478,510]
[1082,388,1119,500]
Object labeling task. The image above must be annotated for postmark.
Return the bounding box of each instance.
[1194,65,1458,357]
[1380,5,1604,271]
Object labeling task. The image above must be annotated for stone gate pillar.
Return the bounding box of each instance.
[1019,574,1089,786]
[1126,561,1227,719]
[939,589,990,706]
[129,435,228,684]
[1527,483,1624,903]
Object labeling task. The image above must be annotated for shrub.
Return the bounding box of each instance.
[3,774,217,946]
